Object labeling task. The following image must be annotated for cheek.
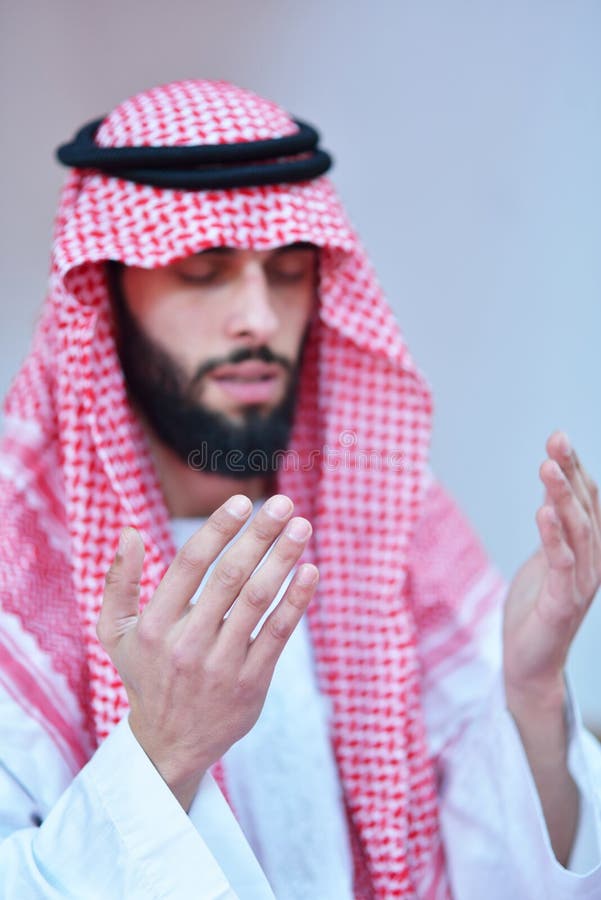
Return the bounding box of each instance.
[156,312,221,375]
[130,299,218,375]
[278,292,315,352]
[122,268,214,350]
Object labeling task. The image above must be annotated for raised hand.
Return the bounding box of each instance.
[502,431,601,864]
[97,493,318,810]
[504,431,601,703]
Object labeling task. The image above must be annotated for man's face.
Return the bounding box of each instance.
[113,244,317,476]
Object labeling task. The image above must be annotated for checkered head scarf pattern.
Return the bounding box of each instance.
[0,81,452,898]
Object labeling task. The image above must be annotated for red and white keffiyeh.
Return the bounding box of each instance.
[0,81,501,898]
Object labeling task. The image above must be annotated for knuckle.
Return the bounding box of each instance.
[170,640,193,675]
[136,614,159,647]
[267,617,292,642]
[209,510,237,538]
[286,585,310,610]
[103,563,121,590]
[556,551,575,571]
[121,575,142,602]
[251,518,278,543]
[576,517,592,542]
[215,559,244,589]
[235,674,255,699]
[200,655,225,686]
[177,547,208,575]
[274,539,301,566]
[242,582,271,611]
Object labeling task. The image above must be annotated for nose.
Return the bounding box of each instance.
[224,260,279,345]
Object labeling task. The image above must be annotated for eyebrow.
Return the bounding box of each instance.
[273,241,316,254]
[195,247,234,256]
[195,241,316,258]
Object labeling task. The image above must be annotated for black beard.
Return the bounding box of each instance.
[108,264,301,480]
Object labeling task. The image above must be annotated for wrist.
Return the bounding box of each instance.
[166,772,205,812]
[504,673,568,759]
[128,713,208,810]
[504,671,566,717]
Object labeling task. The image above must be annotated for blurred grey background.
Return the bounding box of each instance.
[1,1,600,726]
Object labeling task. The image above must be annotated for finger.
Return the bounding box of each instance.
[547,433,601,582]
[539,459,595,592]
[98,527,145,651]
[187,495,295,633]
[217,517,312,660]
[547,432,592,518]
[245,563,319,677]
[566,442,601,588]
[535,506,580,626]
[573,453,601,556]
[146,495,252,626]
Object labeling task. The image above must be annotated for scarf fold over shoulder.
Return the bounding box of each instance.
[0,80,498,898]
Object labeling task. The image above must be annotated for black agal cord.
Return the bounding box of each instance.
[56,117,333,189]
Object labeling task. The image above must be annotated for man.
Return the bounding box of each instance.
[0,79,599,898]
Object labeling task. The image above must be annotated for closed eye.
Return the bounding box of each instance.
[178,269,221,285]
[267,248,316,285]
[177,256,230,285]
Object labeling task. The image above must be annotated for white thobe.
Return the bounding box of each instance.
[0,512,600,898]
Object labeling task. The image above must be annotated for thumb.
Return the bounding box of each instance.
[97,527,145,652]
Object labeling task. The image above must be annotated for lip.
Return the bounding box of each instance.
[209,361,283,404]
[210,361,281,380]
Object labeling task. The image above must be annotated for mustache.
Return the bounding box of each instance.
[190,346,293,388]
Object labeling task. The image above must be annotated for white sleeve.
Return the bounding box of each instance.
[0,689,274,899]
[409,477,601,897]
[426,600,601,900]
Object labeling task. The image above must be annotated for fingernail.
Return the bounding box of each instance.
[285,518,312,542]
[265,495,293,519]
[297,564,318,586]
[225,495,252,518]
